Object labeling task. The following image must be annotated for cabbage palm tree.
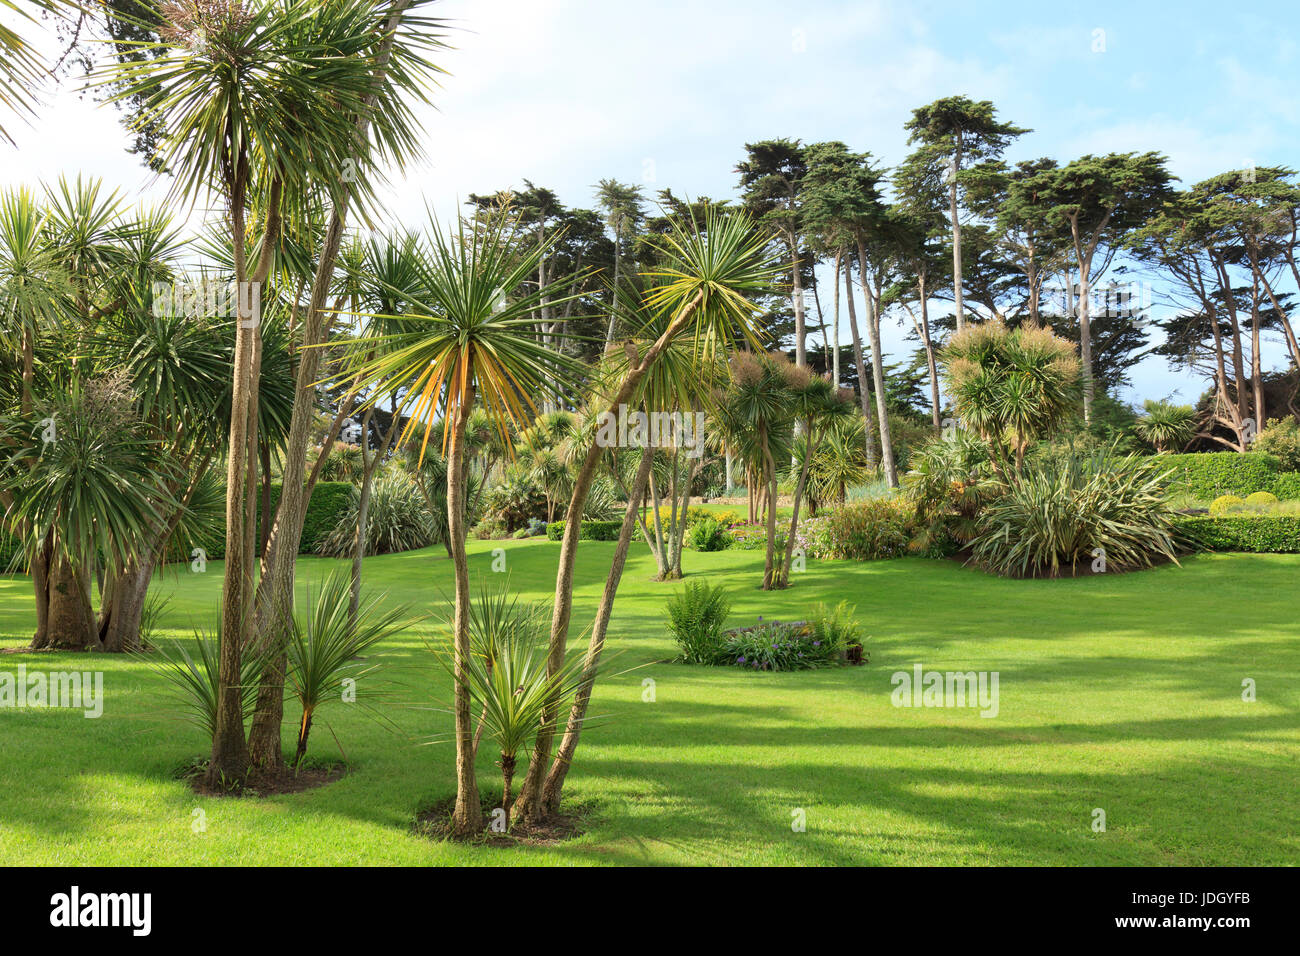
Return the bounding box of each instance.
[441,586,587,829]
[943,320,1081,481]
[344,210,584,836]
[598,282,723,580]
[720,350,794,589]
[0,187,66,415]
[595,178,645,349]
[97,0,444,786]
[1135,399,1197,453]
[778,372,851,587]
[520,203,782,823]
[0,1,66,145]
[3,378,178,650]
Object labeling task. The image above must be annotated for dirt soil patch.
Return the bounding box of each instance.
[181,760,347,798]
[415,794,591,847]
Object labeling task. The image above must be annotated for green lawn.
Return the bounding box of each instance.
[0,542,1296,865]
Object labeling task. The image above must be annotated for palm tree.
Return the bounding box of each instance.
[0,187,65,416]
[720,350,793,590]
[345,210,583,836]
[445,584,587,828]
[778,371,851,587]
[943,320,1081,480]
[810,415,873,506]
[97,0,443,786]
[0,1,66,145]
[1136,399,1197,453]
[518,203,782,824]
[286,571,412,769]
[598,281,722,580]
[3,378,177,650]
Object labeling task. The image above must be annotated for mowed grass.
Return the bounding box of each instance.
[0,541,1297,866]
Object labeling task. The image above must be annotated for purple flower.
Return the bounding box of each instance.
[737,656,746,663]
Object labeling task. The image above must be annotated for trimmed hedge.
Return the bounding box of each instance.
[546,519,622,541]
[191,481,354,560]
[1161,452,1281,499]
[1174,514,1300,553]
[1271,472,1300,500]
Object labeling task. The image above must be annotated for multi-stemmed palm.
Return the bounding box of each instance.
[97,0,446,785]
[519,203,782,823]
[344,210,584,835]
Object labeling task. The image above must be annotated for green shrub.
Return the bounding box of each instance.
[317,473,437,557]
[970,451,1179,577]
[666,580,732,664]
[726,522,786,551]
[1209,494,1246,516]
[721,620,840,671]
[686,518,730,552]
[646,504,727,530]
[0,530,24,573]
[581,475,622,521]
[1244,491,1279,507]
[484,467,546,533]
[807,498,913,560]
[473,517,507,540]
[1252,417,1300,472]
[810,601,865,663]
[1272,473,1300,500]
[545,519,622,541]
[318,444,364,483]
[1174,515,1300,553]
[1162,451,1281,499]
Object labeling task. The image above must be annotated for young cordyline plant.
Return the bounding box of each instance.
[149,626,265,743]
[286,570,415,770]
[437,582,591,828]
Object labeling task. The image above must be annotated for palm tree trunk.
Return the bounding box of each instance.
[515,290,706,825]
[761,422,778,590]
[29,532,51,649]
[501,754,517,827]
[790,231,806,367]
[604,239,620,350]
[541,443,655,811]
[349,407,378,626]
[210,258,257,786]
[646,461,669,578]
[248,0,414,769]
[918,273,941,431]
[448,380,482,836]
[293,710,315,770]
[36,548,99,651]
[779,420,819,588]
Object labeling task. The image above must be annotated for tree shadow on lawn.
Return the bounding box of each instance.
[554,747,1297,866]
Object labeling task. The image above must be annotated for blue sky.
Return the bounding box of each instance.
[4,0,1298,404]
